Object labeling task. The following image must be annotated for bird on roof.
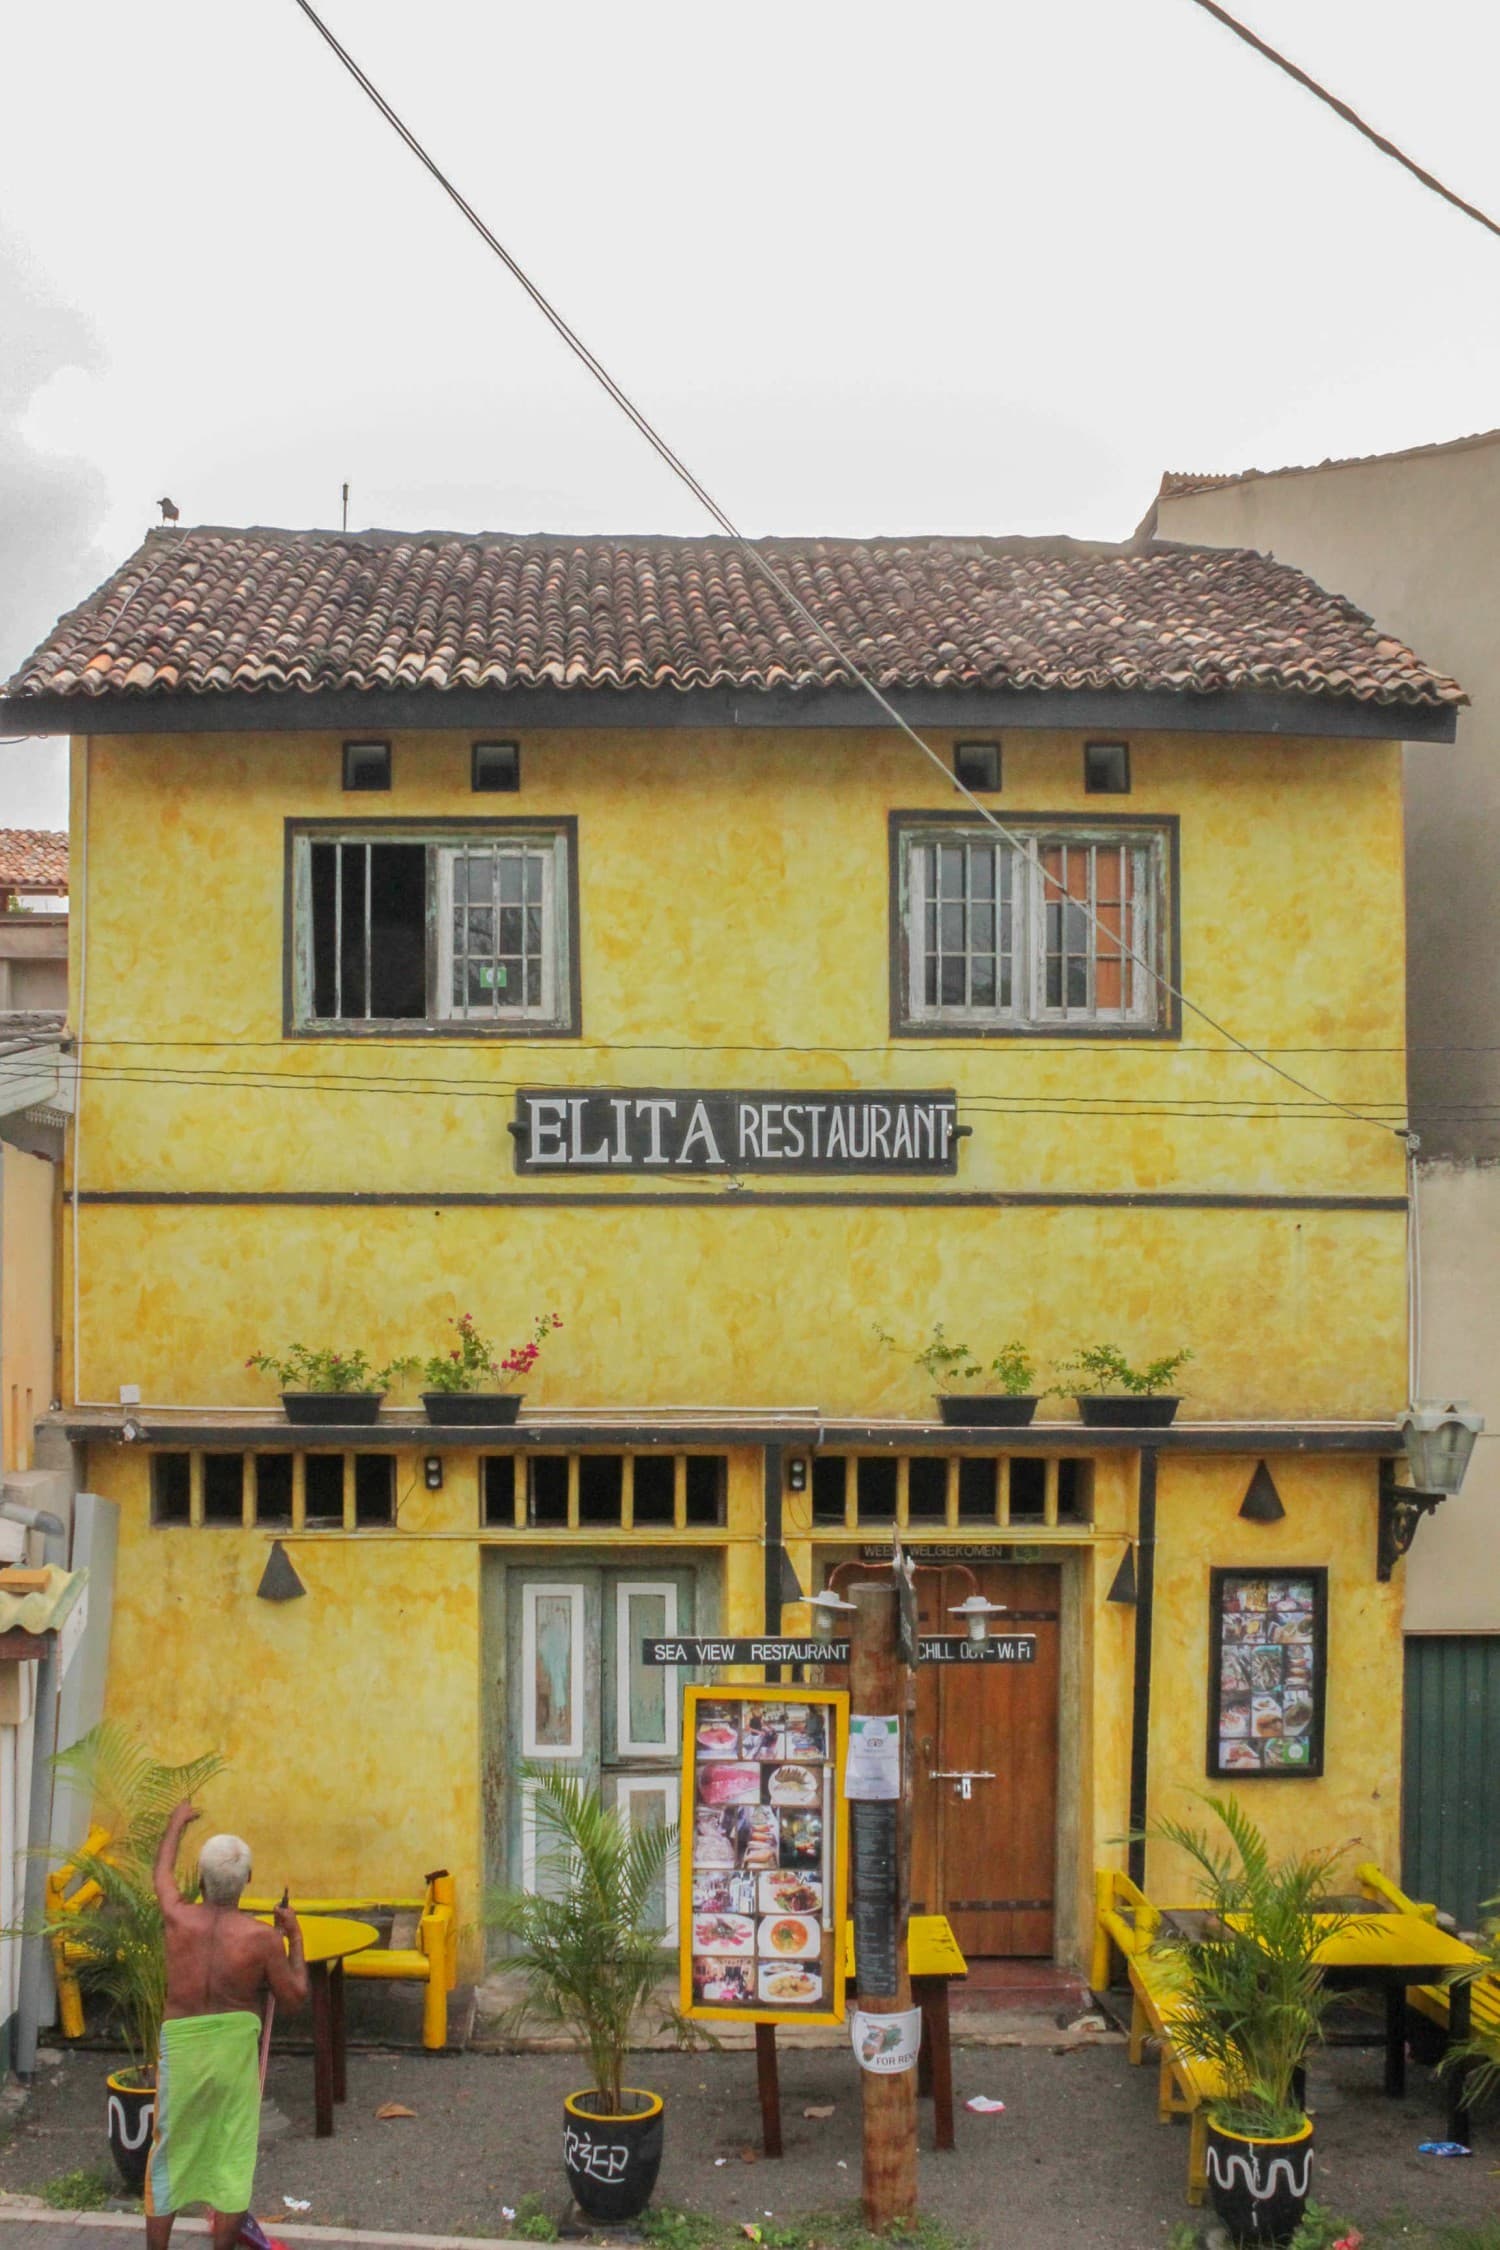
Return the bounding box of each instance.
[157,496,180,525]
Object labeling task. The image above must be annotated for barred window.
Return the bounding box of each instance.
[291,824,576,1033]
[897,821,1168,1032]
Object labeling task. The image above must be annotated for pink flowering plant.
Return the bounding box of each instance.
[421,1311,563,1395]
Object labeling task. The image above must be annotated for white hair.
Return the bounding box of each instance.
[198,1833,252,1907]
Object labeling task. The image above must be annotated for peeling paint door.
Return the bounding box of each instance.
[507,1568,695,1932]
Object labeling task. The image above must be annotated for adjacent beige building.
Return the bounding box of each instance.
[1146,434,1500,1919]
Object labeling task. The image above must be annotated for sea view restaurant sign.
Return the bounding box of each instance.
[512,1089,960,1174]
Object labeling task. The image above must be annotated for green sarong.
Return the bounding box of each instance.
[146,2010,261,2217]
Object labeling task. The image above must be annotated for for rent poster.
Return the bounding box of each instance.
[680,1685,850,2027]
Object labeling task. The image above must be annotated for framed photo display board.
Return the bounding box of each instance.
[680,1684,849,2027]
[1208,1568,1327,1778]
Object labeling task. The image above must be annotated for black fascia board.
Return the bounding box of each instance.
[0,684,1459,743]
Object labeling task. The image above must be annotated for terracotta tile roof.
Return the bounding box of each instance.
[0,830,68,890]
[2,525,1463,712]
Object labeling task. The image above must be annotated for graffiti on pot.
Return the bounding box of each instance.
[1204,2144,1313,2201]
[107,2093,155,2149]
[564,2126,630,2182]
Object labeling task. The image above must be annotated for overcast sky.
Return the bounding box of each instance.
[3,0,1499,829]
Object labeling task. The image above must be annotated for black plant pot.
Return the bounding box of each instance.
[937,1395,1039,1427]
[1076,1394,1180,1428]
[106,2070,156,2191]
[1205,2115,1314,2244]
[421,1391,523,1426]
[281,1391,384,1425]
[563,2088,665,2223]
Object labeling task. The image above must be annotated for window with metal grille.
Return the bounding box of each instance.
[481,1452,728,1531]
[895,819,1168,1033]
[292,824,576,1033]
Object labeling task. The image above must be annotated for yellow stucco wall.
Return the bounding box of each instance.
[67,724,1406,1408]
[65,721,1411,1961]
[3,1146,56,1470]
[1142,1456,1401,1895]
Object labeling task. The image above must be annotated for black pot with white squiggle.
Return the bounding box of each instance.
[562,2088,664,2222]
[106,2070,156,2190]
[1205,2114,1314,2243]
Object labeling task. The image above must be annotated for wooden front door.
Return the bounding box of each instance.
[910,1563,1061,1958]
[823,1560,1061,1957]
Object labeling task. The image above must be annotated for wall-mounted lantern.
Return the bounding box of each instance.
[1378,1399,1486,1580]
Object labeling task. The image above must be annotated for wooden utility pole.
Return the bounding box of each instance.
[849,1578,917,2226]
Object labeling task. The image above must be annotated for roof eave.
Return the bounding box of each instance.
[0,683,1460,744]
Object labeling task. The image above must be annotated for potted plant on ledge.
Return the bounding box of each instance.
[1148,1795,1356,2244]
[419,1310,563,1424]
[247,1344,414,1425]
[487,1767,678,2225]
[879,1323,1040,1426]
[1055,1342,1192,1427]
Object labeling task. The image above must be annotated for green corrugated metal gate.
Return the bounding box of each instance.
[1403,1635,1500,1931]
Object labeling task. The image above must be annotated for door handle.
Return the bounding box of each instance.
[930,1769,997,1801]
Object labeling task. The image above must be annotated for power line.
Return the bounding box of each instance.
[1187,0,1500,242]
[285,0,1396,1140]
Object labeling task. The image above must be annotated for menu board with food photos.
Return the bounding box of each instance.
[1208,1568,1327,1779]
[680,1685,849,2026]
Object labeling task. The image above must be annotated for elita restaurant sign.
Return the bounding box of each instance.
[511,1088,961,1175]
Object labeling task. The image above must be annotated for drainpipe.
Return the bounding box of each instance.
[1125,1450,1159,1891]
[3,1499,68,2080]
[762,1444,784,1635]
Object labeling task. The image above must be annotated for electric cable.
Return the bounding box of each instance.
[285,0,1401,1138]
[1187,0,1500,243]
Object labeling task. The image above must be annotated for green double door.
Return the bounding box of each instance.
[505,1565,697,1928]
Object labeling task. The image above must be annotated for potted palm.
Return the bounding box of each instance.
[246,1344,414,1425]
[1148,1795,1357,2243]
[36,1724,225,2187]
[487,1767,678,2224]
[419,1311,562,1425]
[879,1323,1040,1425]
[1055,1342,1192,1427]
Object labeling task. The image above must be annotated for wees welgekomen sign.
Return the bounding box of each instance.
[512,1089,960,1175]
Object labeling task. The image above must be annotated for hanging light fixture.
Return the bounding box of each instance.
[810,1584,857,1639]
[1106,1546,1138,1605]
[948,1592,1007,1646]
[1238,1461,1286,1524]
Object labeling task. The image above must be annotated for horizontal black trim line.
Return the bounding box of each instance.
[50,1419,1403,1455]
[0,685,1458,743]
[71,1189,1408,1212]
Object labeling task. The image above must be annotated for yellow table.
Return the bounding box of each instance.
[257,1913,379,2139]
[1240,1911,1486,2139]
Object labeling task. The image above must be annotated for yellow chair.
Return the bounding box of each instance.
[243,1871,458,2050]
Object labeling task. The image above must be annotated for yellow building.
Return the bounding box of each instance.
[0,527,1464,1981]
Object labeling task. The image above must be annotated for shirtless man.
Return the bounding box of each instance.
[145,1801,308,2250]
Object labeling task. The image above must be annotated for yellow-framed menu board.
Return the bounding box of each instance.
[679,1685,850,2027]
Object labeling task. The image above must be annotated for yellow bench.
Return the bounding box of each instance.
[1094,1869,1229,2206]
[1355,1861,1500,2049]
[47,1838,458,2052]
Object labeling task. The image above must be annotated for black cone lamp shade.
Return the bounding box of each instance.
[256,1540,307,1602]
[1238,1461,1286,1524]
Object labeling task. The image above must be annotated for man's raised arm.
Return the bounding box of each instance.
[153,1800,199,1918]
[266,1900,309,2010]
